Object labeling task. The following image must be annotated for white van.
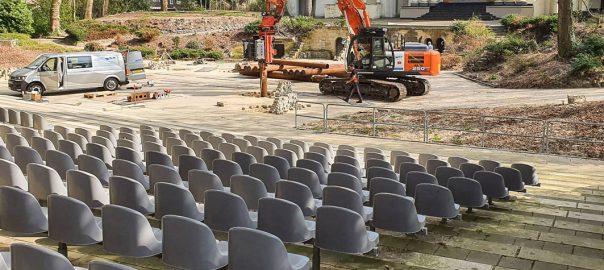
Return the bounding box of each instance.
[8,51,145,95]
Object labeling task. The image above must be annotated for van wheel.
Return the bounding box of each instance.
[26,82,45,95]
[103,78,120,91]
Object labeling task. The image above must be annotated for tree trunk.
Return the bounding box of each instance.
[303,0,312,16]
[84,0,94,19]
[102,0,109,17]
[162,0,169,11]
[72,0,76,21]
[557,0,575,59]
[311,0,317,16]
[50,0,62,33]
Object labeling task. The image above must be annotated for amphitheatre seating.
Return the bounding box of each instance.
[334,155,361,168]
[31,137,54,161]
[415,183,460,221]
[201,148,225,170]
[495,166,526,192]
[264,155,290,179]
[275,180,320,217]
[46,150,76,180]
[331,162,363,181]
[204,190,257,232]
[148,164,185,193]
[109,176,155,215]
[154,182,204,222]
[406,171,438,197]
[230,175,271,211]
[188,170,228,202]
[297,159,328,185]
[372,193,426,234]
[399,162,426,184]
[43,130,63,149]
[87,143,114,168]
[288,167,324,199]
[78,154,111,186]
[66,170,109,208]
[178,154,206,181]
[258,197,316,243]
[10,243,86,270]
[0,186,48,234]
[418,153,438,167]
[479,159,501,172]
[512,163,540,186]
[89,260,136,270]
[275,148,298,167]
[460,163,485,179]
[368,177,406,206]
[102,204,162,258]
[448,177,488,212]
[14,145,43,174]
[366,167,397,188]
[232,151,256,175]
[366,158,392,170]
[447,156,469,169]
[249,163,281,193]
[27,163,67,201]
[112,159,149,190]
[213,159,243,187]
[323,186,373,222]
[327,172,368,202]
[0,159,29,190]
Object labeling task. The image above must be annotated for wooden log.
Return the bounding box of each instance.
[271,59,332,69]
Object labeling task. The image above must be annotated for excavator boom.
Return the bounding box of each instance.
[336,0,371,35]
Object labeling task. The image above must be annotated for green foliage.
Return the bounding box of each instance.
[30,0,75,36]
[248,0,266,12]
[281,16,324,36]
[65,20,130,42]
[449,19,494,39]
[185,40,201,49]
[170,48,224,60]
[135,27,161,42]
[106,0,151,17]
[484,35,537,55]
[178,0,204,11]
[244,20,260,34]
[570,35,604,76]
[84,42,104,51]
[0,33,74,51]
[571,53,603,76]
[574,35,604,58]
[501,15,558,33]
[172,36,181,48]
[0,0,34,34]
[130,46,156,58]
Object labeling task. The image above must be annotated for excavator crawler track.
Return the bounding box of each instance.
[319,76,430,102]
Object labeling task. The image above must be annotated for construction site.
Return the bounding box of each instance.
[0,0,603,269]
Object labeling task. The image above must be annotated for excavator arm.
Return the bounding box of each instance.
[336,0,371,35]
[258,0,287,64]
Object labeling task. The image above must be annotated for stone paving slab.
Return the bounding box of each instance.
[518,247,604,270]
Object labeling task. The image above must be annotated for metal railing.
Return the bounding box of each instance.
[294,101,604,159]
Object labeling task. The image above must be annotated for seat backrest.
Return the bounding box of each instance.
[67,133,88,150]
[188,170,224,203]
[245,145,267,164]
[47,194,102,245]
[267,137,283,148]
[327,172,364,199]
[315,206,371,254]
[322,186,364,217]
[0,144,11,162]
[78,154,110,186]
[207,135,226,149]
[178,155,207,181]
[474,171,508,198]
[58,139,83,163]
[10,243,74,269]
[365,152,386,163]
[309,145,332,163]
[171,145,194,166]
[390,150,409,165]
[89,260,136,270]
[275,180,317,217]
[372,193,422,233]
[0,159,28,190]
[143,141,166,155]
[511,163,538,185]
[478,159,501,172]
[335,149,356,158]
[297,158,328,185]
[43,130,63,149]
[274,148,297,167]
[27,163,67,200]
[220,133,234,143]
[290,139,309,152]
[232,151,256,175]
[6,133,29,155]
[366,167,397,188]
[415,183,458,219]
[87,143,114,166]
[258,197,309,243]
[145,151,174,171]
[228,227,294,270]
[368,177,406,206]
[288,167,322,198]
[14,145,43,174]
[230,175,268,210]
[264,155,290,179]
[0,186,47,234]
[199,131,215,141]
[494,166,525,191]
[366,158,392,170]
[426,159,449,175]
[282,143,303,160]
[364,147,383,155]
[406,171,438,197]
[447,156,469,169]
[109,176,154,215]
[418,153,438,167]
[75,128,93,142]
[112,159,148,190]
[179,129,194,140]
[243,135,259,146]
[257,140,277,157]
[204,190,255,232]
[66,170,109,208]
[304,152,328,171]
[101,204,161,257]
[148,164,183,193]
[31,137,54,161]
[32,113,50,131]
[218,142,240,160]
[460,163,485,179]
[232,138,251,152]
[249,163,280,193]
[155,182,203,221]
[435,166,464,187]
[331,161,362,180]
[448,177,485,207]
[184,133,202,147]
[96,130,117,146]
[200,148,225,170]
[213,159,243,187]
[399,162,427,184]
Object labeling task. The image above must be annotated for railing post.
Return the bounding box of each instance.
[542,120,550,154]
[294,101,298,129]
[372,107,377,137]
[480,115,486,148]
[423,111,429,142]
[323,104,328,133]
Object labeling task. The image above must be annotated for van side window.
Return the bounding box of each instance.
[67,56,93,69]
[40,58,57,72]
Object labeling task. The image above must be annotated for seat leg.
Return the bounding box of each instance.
[488,197,493,205]
[367,247,379,257]
[58,242,68,257]
[440,218,448,224]
[420,227,428,236]
[312,245,321,270]
[466,207,473,213]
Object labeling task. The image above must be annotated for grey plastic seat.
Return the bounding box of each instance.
[232,151,256,175]
[0,145,11,162]
[365,152,386,164]
[199,131,214,141]
[179,129,194,140]
[448,177,488,212]
[406,171,438,197]
[31,136,54,161]
[43,130,63,149]
[27,163,67,201]
[33,113,51,131]
[97,130,117,148]
[304,152,329,173]
[140,124,155,132]
[314,143,335,156]
[283,143,304,160]
[102,204,162,258]
[165,137,185,155]
[19,127,39,145]
[426,159,449,175]
[155,182,204,221]
[75,128,93,142]
[6,133,29,155]
[366,167,397,188]
[213,159,243,187]
[141,134,161,145]
[264,155,290,179]
[314,206,379,267]
[474,171,509,204]
[219,142,241,160]
[323,186,373,222]
[460,163,485,179]
[67,133,88,152]
[372,193,426,234]
[243,135,259,146]
[309,145,333,164]
[328,172,368,202]
[364,147,383,155]
[192,140,213,156]
[337,144,356,153]
[390,150,409,166]
[91,136,116,157]
[7,109,20,125]
[14,145,43,174]
[511,163,540,186]
[399,162,427,184]
[99,125,119,138]
[258,140,279,154]
[112,159,149,190]
[479,159,501,172]
[0,186,47,234]
[145,151,174,172]
[366,158,392,170]
[494,167,526,192]
[46,150,77,180]
[59,139,84,164]
[143,141,166,154]
[0,159,28,190]
[0,108,7,123]
[86,143,114,168]
[89,260,136,270]
[47,194,102,255]
[232,138,252,152]
[418,153,439,167]
[201,148,225,170]
[335,149,356,158]
[331,162,362,181]
[275,148,298,167]
[332,156,361,169]
[162,215,228,270]
[435,166,464,187]
[297,159,328,185]
[171,145,194,166]
[184,133,202,147]
[67,170,109,208]
[204,190,257,232]
[0,124,17,142]
[109,176,154,215]
[148,164,185,193]
[275,180,319,217]
[188,170,227,203]
[117,139,139,154]
[258,197,315,243]
[207,135,227,149]
[229,227,310,270]
[231,175,270,211]
[415,183,460,220]
[78,155,111,186]
[246,145,268,164]
[267,137,284,148]
[178,155,207,181]
[249,163,281,193]
[448,156,469,169]
[288,167,324,199]
[368,177,406,206]
[19,112,33,128]
[115,146,145,173]
[119,133,140,145]
[10,243,86,270]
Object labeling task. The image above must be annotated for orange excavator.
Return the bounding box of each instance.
[256,0,440,101]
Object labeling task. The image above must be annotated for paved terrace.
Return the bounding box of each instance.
[0,62,603,269]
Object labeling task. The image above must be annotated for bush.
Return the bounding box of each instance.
[135,27,161,42]
[172,36,181,48]
[170,48,223,60]
[84,42,104,51]
[30,0,74,36]
[131,46,156,59]
[66,20,129,42]
[0,33,75,51]
[185,40,201,49]
[571,53,603,76]
[0,0,34,34]
[574,35,604,58]
[501,15,557,33]
[244,20,260,34]
[484,35,537,55]
[449,19,494,39]
[249,0,266,12]
[281,16,324,36]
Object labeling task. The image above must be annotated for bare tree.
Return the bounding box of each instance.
[84,0,94,19]
[162,0,168,11]
[50,0,62,33]
[303,0,312,16]
[102,0,109,17]
[558,0,575,59]
[311,0,316,16]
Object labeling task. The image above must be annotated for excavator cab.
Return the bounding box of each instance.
[347,28,395,73]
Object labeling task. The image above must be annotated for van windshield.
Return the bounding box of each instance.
[26,56,49,69]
